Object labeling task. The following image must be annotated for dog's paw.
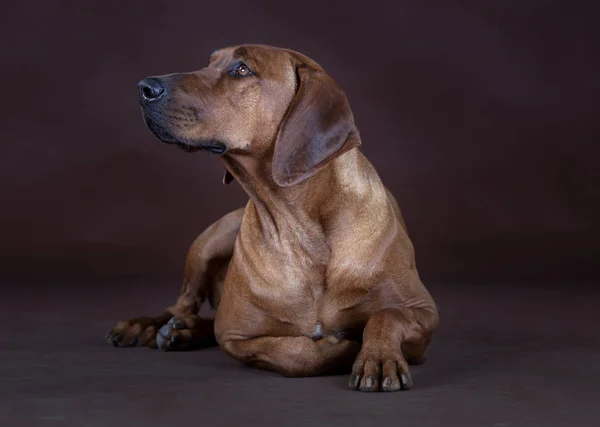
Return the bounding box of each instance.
[156,316,216,351]
[348,348,413,392]
[105,317,162,348]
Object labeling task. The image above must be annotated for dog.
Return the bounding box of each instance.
[106,45,439,392]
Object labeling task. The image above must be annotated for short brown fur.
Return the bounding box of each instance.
[107,45,439,392]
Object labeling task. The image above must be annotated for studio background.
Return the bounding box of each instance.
[1,0,597,284]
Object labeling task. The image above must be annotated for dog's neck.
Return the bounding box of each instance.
[220,148,376,234]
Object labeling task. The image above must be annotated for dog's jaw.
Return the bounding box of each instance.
[142,113,227,154]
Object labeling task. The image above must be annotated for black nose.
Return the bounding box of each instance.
[138,78,165,102]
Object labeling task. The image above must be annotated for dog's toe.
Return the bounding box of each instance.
[105,317,162,348]
[350,350,412,392]
[111,333,124,346]
[154,315,215,351]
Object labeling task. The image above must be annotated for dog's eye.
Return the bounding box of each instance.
[231,63,252,77]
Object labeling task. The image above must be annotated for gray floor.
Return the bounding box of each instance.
[1,280,598,427]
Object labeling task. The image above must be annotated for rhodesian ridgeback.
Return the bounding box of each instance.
[106,44,439,392]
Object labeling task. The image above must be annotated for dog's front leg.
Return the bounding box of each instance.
[221,335,361,377]
[348,306,439,392]
[105,208,243,349]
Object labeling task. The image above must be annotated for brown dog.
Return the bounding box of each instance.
[106,45,439,392]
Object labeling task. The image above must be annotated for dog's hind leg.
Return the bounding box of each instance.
[105,208,244,349]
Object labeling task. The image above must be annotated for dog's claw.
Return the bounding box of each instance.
[349,374,361,389]
[111,334,124,346]
[158,323,170,337]
[128,337,139,347]
[401,374,411,390]
[156,333,167,350]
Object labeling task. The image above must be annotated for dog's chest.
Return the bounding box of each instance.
[243,212,329,285]
[235,205,381,337]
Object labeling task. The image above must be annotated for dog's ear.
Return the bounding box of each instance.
[223,169,234,185]
[272,64,360,187]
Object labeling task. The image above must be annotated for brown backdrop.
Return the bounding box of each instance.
[1,0,597,283]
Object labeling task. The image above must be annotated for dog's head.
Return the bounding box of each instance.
[138,45,360,186]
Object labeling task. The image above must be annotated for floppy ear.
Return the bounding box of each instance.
[272,64,360,187]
